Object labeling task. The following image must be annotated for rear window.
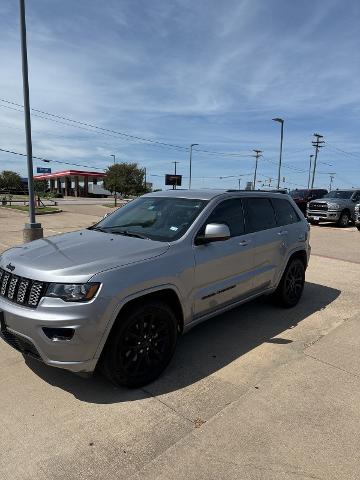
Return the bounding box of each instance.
[243,198,277,233]
[272,198,300,226]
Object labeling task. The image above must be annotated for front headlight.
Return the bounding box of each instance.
[45,283,100,302]
[327,203,340,209]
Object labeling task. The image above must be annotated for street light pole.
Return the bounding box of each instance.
[19,0,43,242]
[110,154,117,205]
[189,143,199,190]
[272,118,284,189]
[307,154,314,189]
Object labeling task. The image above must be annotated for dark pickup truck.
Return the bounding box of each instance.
[290,189,328,215]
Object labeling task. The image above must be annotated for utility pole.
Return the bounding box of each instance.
[144,167,147,192]
[172,161,179,189]
[329,173,335,191]
[110,154,116,165]
[253,150,262,190]
[307,154,314,189]
[311,133,325,189]
[189,143,199,189]
[19,0,43,242]
[238,178,241,190]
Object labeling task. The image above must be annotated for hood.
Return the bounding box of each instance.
[310,197,350,205]
[0,230,170,282]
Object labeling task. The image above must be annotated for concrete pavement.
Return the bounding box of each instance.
[1,206,360,479]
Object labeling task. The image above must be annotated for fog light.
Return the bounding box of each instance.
[42,327,75,341]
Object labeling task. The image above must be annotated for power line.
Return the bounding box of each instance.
[325,143,360,160]
[0,146,105,170]
[262,155,308,173]
[0,98,251,159]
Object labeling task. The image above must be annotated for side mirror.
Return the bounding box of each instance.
[196,223,231,245]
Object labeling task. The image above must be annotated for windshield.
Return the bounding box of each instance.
[323,190,353,199]
[92,196,208,242]
[290,190,308,199]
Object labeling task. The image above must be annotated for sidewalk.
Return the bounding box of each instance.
[130,312,360,480]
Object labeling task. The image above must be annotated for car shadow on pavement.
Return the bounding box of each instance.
[25,281,340,404]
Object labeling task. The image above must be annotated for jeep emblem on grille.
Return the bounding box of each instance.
[6,263,15,272]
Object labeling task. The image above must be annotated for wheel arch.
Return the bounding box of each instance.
[115,288,185,333]
[95,286,185,362]
[287,249,308,269]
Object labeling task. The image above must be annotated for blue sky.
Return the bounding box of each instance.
[0,0,360,190]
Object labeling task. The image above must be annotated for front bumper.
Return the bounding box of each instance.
[0,294,110,373]
[306,209,341,222]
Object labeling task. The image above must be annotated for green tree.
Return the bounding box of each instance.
[103,163,146,197]
[34,179,48,194]
[0,170,22,191]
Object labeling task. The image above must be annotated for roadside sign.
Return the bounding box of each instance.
[165,174,182,186]
[36,167,51,174]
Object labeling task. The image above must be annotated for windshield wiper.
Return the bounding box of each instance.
[111,229,150,240]
[88,226,108,233]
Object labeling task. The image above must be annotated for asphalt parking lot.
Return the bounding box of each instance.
[1,205,360,479]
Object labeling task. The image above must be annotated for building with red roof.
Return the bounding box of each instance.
[34,170,108,197]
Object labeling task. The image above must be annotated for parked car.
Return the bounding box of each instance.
[355,203,360,231]
[307,189,360,227]
[0,190,310,388]
[290,189,328,214]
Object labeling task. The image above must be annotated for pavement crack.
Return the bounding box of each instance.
[141,387,194,425]
[304,353,360,379]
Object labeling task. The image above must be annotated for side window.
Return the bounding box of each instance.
[243,198,277,233]
[352,192,360,202]
[203,198,245,237]
[272,198,300,226]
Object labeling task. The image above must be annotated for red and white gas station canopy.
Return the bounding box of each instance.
[34,170,106,180]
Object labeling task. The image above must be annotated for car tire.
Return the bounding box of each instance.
[272,258,305,308]
[100,301,178,388]
[337,211,350,228]
[357,225,360,231]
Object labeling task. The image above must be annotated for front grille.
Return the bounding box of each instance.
[309,202,328,211]
[0,268,46,308]
[0,321,41,360]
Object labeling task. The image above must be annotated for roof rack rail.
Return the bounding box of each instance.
[226,189,288,194]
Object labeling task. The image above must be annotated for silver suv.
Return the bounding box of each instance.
[0,190,310,387]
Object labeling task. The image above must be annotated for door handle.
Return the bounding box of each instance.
[277,230,288,236]
[239,240,250,246]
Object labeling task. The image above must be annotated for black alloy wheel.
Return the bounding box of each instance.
[101,301,178,388]
[273,258,305,308]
